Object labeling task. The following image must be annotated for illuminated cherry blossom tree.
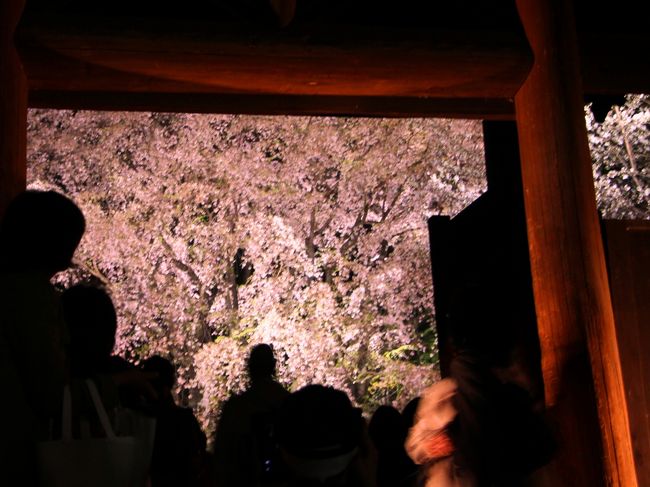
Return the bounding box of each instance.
[27,98,649,435]
[587,94,650,219]
[27,110,486,433]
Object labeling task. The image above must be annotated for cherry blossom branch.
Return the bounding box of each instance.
[71,258,111,287]
[159,237,203,292]
[159,237,216,342]
[340,196,370,255]
[615,105,650,207]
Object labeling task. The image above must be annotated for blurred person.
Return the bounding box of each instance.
[405,287,555,487]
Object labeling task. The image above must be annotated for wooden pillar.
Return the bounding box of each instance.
[0,0,27,217]
[514,1,637,486]
[604,220,650,484]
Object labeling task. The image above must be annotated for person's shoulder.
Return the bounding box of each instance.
[220,392,249,415]
[0,272,64,338]
[105,355,136,373]
[0,271,55,296]
[244,379,289,409]
[226,391,247,404]
[164,405,200,429]
[421,378,458,402]
[176,405,198,420]
[268,379,290,397]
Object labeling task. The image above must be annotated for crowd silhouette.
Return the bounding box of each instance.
[0,190,553,487]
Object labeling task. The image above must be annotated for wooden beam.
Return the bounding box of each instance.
[16,16,650,118]
[16,15,531,117]
[515,1,637,486]
[580,32,650,96]
[603,221,650,484]
[0,0,27,216]
[17,17,532,98]
[26,91,515,120]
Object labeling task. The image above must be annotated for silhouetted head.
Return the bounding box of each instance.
[62,285,117,375]
[0,190,85,276]
[402,397,421,428]
[247,343,276,382]
[369,405,407,451]
[277,385,363,482]
[142,355,176,392]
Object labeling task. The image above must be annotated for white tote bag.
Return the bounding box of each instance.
[113,402,157,487]
[37,380,138,487]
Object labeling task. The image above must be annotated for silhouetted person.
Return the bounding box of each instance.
[142,356,208,487]
[276,385,376,487]
[213,343,289,487]
[368,406,416,487]
[61,283,158,486]
[400,396,421,487]
[246,343,289,407]
[61,284,156,408]
[0,190,85,486]
[402,397,421,429]
[61,285,126,377]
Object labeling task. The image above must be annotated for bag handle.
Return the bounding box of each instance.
[85,379,117,439]
[60,380,117,441]
[62,385,72,441]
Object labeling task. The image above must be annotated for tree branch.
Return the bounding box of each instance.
[615,105,650,207]
[381,183,404,222]
[160,237,203,292]
[71,258,111,287]
[340,196,369,256]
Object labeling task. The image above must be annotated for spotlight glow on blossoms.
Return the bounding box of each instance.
[27,99,650,437]
[27,109,489,436]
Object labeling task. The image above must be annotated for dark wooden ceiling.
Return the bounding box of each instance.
[15,0,650,117]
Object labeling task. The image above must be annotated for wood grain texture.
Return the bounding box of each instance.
[17,17,532,98]
[604,221,650,484]
[26,91,516,120]
[515,0,637,487]
[0,0,27,217]
[15,13,650,118]
[514,0,637,486]
[15,15,532,118]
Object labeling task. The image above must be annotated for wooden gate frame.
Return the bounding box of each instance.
[1,1,646,485]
